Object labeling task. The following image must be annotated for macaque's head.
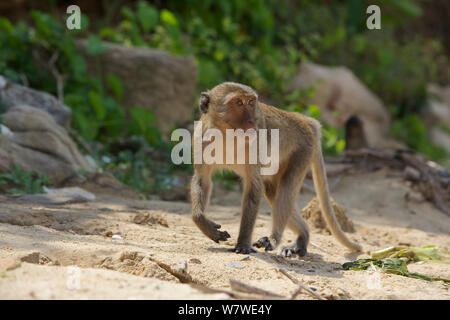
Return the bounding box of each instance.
[199,82,259,131]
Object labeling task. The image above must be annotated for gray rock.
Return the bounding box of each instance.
[290,62,401,149]
[0,105,93,183]
[0,75,72,129]
[75,39,198,136]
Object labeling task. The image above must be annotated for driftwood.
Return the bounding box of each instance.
[189,283,285,300]
[342,148,450,216]
[278,268,326,300]
[229,279,285,298]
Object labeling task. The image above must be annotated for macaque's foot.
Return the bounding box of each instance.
[280,243,307,258]
[228,244,256,254]
[252,236,276,251]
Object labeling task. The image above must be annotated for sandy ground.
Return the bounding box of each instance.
[0,168,449,300]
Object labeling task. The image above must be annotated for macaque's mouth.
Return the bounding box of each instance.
[223,120,257,132]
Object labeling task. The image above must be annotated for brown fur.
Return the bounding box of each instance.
[191,82,362,257]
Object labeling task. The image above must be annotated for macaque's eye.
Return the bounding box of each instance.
[236,98,243,106]
[248,99,255,106]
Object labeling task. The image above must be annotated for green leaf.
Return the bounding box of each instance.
[121,7,135,21]
[0,17,14,34]
[389,0,422,18]
[86,35,108,56]
[160,9,178,26]
[88,91,106,120]
[106,74,124,101]
[137,2,159,32]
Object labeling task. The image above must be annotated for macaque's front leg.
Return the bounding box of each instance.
[231,169,262,254]
[191,166,230,243]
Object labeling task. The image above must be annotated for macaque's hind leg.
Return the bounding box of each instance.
[253,180,278,251]
[254,151,310,254]
[280,211,310,257]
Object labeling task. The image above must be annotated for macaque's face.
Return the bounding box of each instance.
[223,94,258,131]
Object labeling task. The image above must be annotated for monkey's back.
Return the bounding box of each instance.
[259,102,319,154]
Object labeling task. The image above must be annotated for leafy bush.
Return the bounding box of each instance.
[99,1,448,159]
[0,12,161,146]
[1,0,449,197]
[0,165,50,194]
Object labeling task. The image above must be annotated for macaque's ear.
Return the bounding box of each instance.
[199,92,210,114]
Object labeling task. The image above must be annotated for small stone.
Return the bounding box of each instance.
[189,258,202,264]
[226,262,246,269]
[112,235,123,240]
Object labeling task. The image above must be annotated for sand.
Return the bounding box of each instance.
[0,168,449,300]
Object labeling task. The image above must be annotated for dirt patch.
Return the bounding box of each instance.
[20,252,60,266]
[301,197,355,234]
[132,211,169,227]
[0,211,59,228]
[98,251,178,282]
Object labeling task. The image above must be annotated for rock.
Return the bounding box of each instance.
[301,197,355,234]
[290,62,398,148]
[43,186,96,201]
[0,75,72,129]
[189,258,202,264]
[12,186,96,206]
[75,39,198,136]
[423,99,450,129]
[428,83,450,111]
[422,84,450,153]
[13,194,90,206]
[0,105,93,183]
[429,127,450,153]
[0,148,10,172]
[61,172,142,200]
[226,262,246,269]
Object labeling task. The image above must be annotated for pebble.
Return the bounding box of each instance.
[226,262,246,269]
[112,235,123,240]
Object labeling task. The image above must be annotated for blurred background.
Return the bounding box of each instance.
[0,0,449,199]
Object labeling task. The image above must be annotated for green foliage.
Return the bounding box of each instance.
[213,170,240,190]
[371,245,450,264]
[392,114,447,161]
[0,165,50,195]
[98,138,177,195]
[1,0,449,196]
[0,12,161,147]
[100,0,448,159]
[342,257,450,283]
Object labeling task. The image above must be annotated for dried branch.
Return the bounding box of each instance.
[32,49,67,103]
[229,279,285,298]
[68,127,94,155]
[189,283,284,300]
[278,268,326,300]
[342,148,450,215]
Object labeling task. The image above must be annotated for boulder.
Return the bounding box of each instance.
[75,39,198,136]
[423,84,450,128]
[0,75,72,129]
[422,84,450,154]
[0,105,93,183]
[290,62,398,148]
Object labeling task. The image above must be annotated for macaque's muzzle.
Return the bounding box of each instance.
[242,119,256,131]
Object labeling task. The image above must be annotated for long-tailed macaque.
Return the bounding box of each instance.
[190,82,362,257]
